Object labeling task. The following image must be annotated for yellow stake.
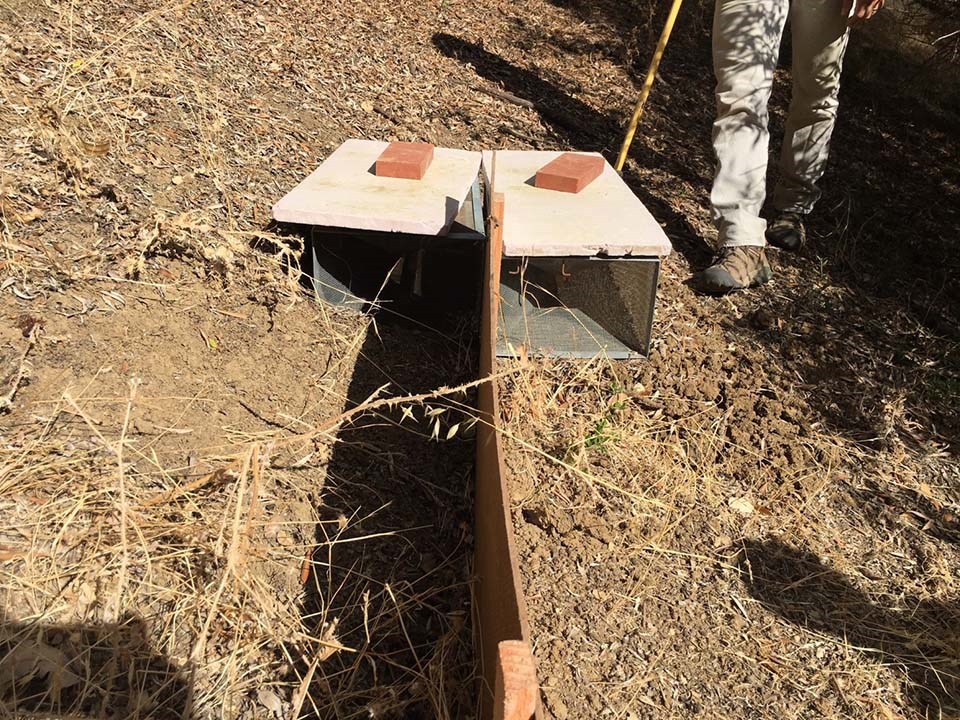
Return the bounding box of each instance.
[614,0,686,173]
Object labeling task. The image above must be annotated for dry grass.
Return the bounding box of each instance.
[499,345,960,719]
[1,0,957,718]
[0,391,325,718]
[0,319,503,718]
[0,0,314,294]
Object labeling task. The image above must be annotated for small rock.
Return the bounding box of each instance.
[714,534,733,549]
[728,496,754,516]
[522,506,549,531]
[256,688,283,717]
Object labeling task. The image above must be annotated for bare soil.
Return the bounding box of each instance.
[493,2,960,719]
[0,0,958,718]
[0,272,365,718]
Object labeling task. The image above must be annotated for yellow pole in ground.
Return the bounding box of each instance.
[614,0,686,173]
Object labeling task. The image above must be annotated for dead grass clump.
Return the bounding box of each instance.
[499,351,960,718]
[0,394,326,718]
[0,355,496,718]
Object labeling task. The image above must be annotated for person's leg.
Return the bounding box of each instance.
[710,0,790,249]
[699,0,787,292]
[772,0,849,216]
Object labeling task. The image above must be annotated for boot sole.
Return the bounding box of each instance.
[695,265,773,294]
[765,226,805,252]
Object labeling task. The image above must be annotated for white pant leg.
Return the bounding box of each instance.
[710,0,789,248]
[773,0,850,214]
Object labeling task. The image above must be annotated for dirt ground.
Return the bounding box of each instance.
[0,0,958,718]
[0,269,363,717]
[492,1,960,719]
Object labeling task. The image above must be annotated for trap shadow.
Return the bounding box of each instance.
[0,613,194,720]
[742,538,960,718]
[292,232,482,718]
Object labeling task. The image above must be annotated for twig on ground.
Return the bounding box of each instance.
[473,84,536,109]
[0,325,39,413]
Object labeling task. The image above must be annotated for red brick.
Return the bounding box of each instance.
[493,641,538,720]
[534,152,605,193]
[375,141,435,180]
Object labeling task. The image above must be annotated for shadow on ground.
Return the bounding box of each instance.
[742,538,960,718]
[294,237,480,718]
[435,0,960,453]
[0,614,194,719]
[431,32,710,268]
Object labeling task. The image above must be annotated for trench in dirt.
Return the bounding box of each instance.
[294,232,485,718]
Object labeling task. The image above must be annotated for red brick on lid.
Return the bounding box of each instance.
[534,152,605,193]
[375,141,435,180]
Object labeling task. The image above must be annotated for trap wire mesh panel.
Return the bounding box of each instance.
[496,257,660,359]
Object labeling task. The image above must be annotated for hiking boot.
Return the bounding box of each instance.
[765,211,806,251]
[695,246,773,293]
